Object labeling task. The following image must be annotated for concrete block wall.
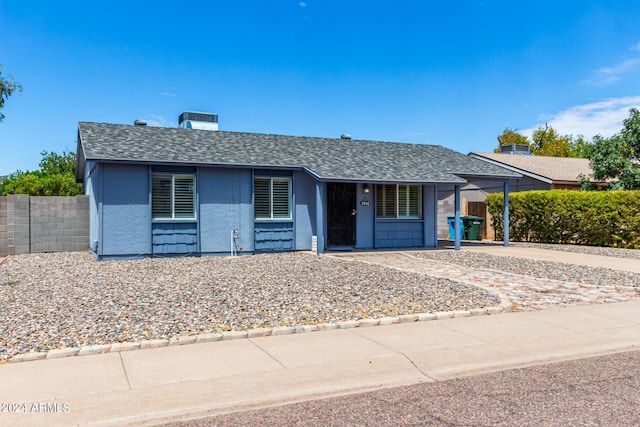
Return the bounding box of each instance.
[0,195,89,256]
[0,197,7,256]
[30,196,90,253]
[7,194,30,255]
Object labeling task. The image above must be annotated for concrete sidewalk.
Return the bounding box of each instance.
[2,300,640,427]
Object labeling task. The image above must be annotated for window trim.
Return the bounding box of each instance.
[254,176,292,221]
[376,184,422,219]
[152,173,196,220]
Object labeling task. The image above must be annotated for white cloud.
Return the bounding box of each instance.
[299,1,307,7]
[521,96,640,139]
[143,114,174,128]
[585,58,640,86]
[632,41,640,52]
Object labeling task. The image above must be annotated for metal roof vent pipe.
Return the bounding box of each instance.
[341,133,351,139]
[179,111,219,131]
[133,119,147,126]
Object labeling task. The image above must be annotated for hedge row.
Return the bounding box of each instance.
[486,190,640,249]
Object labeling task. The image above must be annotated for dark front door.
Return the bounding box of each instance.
[327,183,356,247]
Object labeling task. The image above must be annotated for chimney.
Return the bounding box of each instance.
[179,111,219,131]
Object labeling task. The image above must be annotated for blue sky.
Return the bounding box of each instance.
[2,1,640,174]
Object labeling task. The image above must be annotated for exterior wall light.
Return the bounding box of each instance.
[363,183,370,194]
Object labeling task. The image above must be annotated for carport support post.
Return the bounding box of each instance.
[454,185,461,251]
[503,181,510,246]
[315,180,325,255]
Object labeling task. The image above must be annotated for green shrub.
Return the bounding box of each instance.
[486,190,640,249]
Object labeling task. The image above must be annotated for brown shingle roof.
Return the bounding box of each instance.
[469,152,594,184]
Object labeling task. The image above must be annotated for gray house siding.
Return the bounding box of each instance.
[294,171,317,251]
[199,167,254,254]
[100,164,152,258]
[83,165,500,258]
[375,220,425,248]
[86,164,324,259]
[355,183,375,249]
[254,222,294,252]
[152,223,198,254]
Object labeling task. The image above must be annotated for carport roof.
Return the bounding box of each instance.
[76,122,520,184]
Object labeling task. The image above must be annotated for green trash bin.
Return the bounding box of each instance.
[462,216,484,241]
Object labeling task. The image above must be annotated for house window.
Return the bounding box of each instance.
[376,184,421,218]
[254,177,292,220]
[152,174,196,219]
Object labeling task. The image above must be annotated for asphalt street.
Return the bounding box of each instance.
[167,350,640,427]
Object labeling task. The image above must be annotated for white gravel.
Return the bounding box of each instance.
[0,251,498,361]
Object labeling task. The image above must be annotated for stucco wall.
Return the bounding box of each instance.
[100,164,151,257]
[199,167,254,254]
[294,171,317,250]
[355,183,375,249]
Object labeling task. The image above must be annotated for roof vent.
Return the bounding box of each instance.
[179,111,219,131]
[340,133,351,139]
[133,119,147,126]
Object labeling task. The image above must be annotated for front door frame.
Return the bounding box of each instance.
[326,182,357,248]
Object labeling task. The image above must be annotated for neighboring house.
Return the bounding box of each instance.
[468,152,595,191]
[75,113,520,260]
[444,151,597,240]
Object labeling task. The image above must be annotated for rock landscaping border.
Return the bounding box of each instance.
[9,299,512,363]
[0,251,505,363]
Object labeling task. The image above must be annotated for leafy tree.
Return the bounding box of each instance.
[0,65,22,122]
[0,151,84,196]
[37,150,77,176]
[569,135,595,159]
[583,108,640,190]
[531,124,573,157]
[621,107,640,160]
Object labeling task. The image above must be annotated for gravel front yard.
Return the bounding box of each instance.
[0,251,498,361]
[514,242,640,260]
[412,248,640,288]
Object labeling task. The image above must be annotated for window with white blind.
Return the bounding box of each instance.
[376,184,397,218]
[254,177,292,220]
[152,174,196,219]
[376,184,421,218]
